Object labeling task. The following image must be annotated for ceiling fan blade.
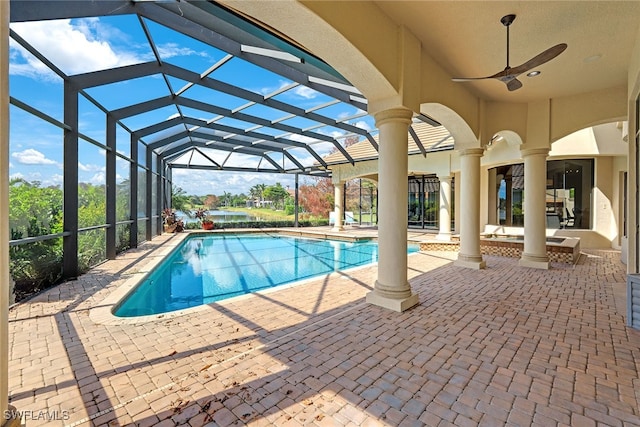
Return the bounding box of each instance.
[508,43,568,76]
[453,68,520,82]
[451,76,495,82]
[506,78,523,91]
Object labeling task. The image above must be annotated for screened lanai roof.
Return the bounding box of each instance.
[323,119,454,166]
[9,0,451,177]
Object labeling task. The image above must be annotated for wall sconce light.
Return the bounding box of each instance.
[487,134,500,148]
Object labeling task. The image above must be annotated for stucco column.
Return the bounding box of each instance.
[1,1,18,425]
[332,180,344,231]
[366,107,418,312]
[436,175,452,241]
[454,148,486,269]
[519,148,550,269]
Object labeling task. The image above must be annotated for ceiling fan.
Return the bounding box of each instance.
[452,14,567,91]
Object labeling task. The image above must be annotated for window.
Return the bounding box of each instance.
[496,164,524,227]
[546,159,593,229]
[407,175,454,229]
[491,159,594,229]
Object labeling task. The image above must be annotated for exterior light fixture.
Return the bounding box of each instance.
[527,70,541,77]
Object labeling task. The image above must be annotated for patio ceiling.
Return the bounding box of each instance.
[9,0,448,178]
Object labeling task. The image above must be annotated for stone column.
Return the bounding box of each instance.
[454,148,486,269]
[519,148,550,269]
[332,181,344,231]
[366,108,418,312]
[436,175,452,241]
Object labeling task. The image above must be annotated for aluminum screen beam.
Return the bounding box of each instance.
[106,115,117,259]
[10,0,135,22]
[62,82,79,279]
[138,1,361,106]
[409,125,428,158]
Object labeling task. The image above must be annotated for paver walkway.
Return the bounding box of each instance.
[7,229,640,426]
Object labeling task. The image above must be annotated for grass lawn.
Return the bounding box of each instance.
[219,206,294,221]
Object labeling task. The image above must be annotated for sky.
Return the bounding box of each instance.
[8,14,375,196]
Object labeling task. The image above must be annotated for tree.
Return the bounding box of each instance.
[9,178,63,237]
[251,183,267,206]
[9,179,64,299]
[171,185,189,211]
[220,191,232,207]
[263,183,289,209]
[203,194,219,209]
[190,194,204,206]
[299,177,333,217]
[249,185,261,202]
[232,193,247,207]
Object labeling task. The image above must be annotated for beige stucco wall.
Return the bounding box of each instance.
[627,23,640,273]
[550,123,627,157]
[612,157,627,250]
[593,157,617,246]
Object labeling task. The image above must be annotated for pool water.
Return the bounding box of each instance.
[114,234,418,317]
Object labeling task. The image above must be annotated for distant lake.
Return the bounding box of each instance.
[176,210,258,223]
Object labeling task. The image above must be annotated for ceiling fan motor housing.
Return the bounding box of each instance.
[501,14,516,27]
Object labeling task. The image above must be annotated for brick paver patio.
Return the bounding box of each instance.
[7,229,640,426]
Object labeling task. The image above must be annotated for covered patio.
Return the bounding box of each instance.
[7,230,640,426]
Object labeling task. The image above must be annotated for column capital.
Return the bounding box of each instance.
[373,107,413,127]
[520,147,549,157]
[458,147,485,157]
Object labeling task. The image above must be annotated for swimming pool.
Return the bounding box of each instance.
[114,233,418,317]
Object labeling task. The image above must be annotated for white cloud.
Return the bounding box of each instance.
[89,172,106,185]
[10,171,63,188]
[258,80,291,96]
[78,163,105,172]
[10,19,143,78]
[257,80,319,100]
[157,43,209,60]
[354,120,372,131]
[293,86,318,99]
[12,148,57,165]
[48,174,64,188]
[334,114,372,132]
[287,133,317,144]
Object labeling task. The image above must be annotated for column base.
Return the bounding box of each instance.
[331,226,344,232]
[519,253,550,269]
[454,254,486,269]
[366,290,419,312]
[435,233,451,241]
[3,405,22,427]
